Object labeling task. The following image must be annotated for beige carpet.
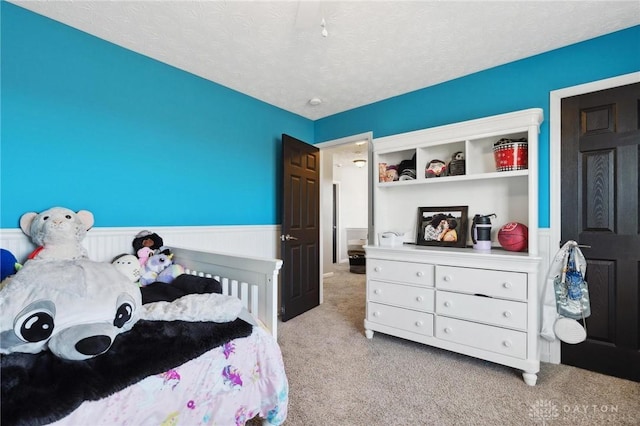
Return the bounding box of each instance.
[277,265,639,425]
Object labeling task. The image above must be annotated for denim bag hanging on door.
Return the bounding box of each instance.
[553,246,591,320]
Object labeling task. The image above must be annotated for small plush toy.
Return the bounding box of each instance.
[137,247,155,267]
[20,207,94,260]
[132,230,168,255]
[139,252,184,286]
[112,254,142,283]
[0,249,22,282]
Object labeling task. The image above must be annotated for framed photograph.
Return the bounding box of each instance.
[417,206,468,248]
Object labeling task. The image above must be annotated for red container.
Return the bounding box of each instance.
[493,140,528,171]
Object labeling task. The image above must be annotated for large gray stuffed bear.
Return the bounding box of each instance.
[20,207,95,260]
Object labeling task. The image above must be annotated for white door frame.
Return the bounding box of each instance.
[547,71,640,363]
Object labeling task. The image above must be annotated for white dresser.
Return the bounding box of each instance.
[364,109,543,385]
[364,246,540,385]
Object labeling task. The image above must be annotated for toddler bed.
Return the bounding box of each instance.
[1,246,287,426]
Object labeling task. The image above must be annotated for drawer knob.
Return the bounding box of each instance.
[416,296,424,302]
[503,340,512,348]
[374,266,381,272]
[443,275,452,282]
[443,301,451,308]
[373,311,381,317]
[502,282,512,289]
[503,311,512,318]
[416,271,424,277]
[444,327,452,334]
[415,320,423,327]
[374,289,382,295]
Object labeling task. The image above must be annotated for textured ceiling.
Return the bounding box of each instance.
[9,1,640,120]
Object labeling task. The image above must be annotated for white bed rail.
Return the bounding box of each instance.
[171,247,283,341]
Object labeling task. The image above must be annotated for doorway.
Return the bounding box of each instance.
[316,132,373,299]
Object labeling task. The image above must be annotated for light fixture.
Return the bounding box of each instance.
[308,97,322,106]
[353,159,366,168]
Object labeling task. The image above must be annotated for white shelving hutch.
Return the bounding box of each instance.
[364,109,544,385]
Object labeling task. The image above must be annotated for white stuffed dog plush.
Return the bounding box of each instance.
[20,207,94,260]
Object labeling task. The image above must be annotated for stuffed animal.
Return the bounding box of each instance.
[0,259,239,361]
[139,252,184,286]
[20,207,94,260]
[112,254,142,283]
[0,259,142,360]
[1,249,22,282]
[132,230,170,256]
[136,247,155,267]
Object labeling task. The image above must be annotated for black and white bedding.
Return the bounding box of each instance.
[1,275,288,426]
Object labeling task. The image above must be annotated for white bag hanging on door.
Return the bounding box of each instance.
[541,241,591,344]
[553,245,591,320]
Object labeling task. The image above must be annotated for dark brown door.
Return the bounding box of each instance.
[280,134,320,321]
[560,82,640,381]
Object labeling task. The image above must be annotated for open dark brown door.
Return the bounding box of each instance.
[560,82,640,381]
[280,134,320,321]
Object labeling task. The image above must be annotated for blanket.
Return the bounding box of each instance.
[1,275,252,426]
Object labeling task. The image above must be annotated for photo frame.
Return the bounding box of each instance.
[416,206,468,248]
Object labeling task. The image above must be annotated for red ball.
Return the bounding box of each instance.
[498,222,528,252]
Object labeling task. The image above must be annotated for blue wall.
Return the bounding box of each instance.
[315,25,640,227]
[0,2,313,228]
[2,2,638,229]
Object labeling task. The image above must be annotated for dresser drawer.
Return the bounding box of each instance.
[436,317,526,359]
[435,266,527,301]
[368,280,434,312]
[367,302,434,336]
[436,291,527,330]
[367,259,434,287]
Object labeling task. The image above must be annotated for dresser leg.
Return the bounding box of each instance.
[522,371,537,386]
[365,329,374,339]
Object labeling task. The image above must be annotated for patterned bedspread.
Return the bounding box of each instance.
[49,326,288,426]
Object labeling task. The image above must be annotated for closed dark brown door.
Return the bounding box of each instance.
[560,82,640,381]
[281,134,320,321]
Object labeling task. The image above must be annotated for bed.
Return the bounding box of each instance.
[0,246,288,426]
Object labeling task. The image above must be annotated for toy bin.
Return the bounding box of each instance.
[493,138,528,171]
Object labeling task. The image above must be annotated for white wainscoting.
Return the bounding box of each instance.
[0,225,282,263]
[536,228,559,364]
